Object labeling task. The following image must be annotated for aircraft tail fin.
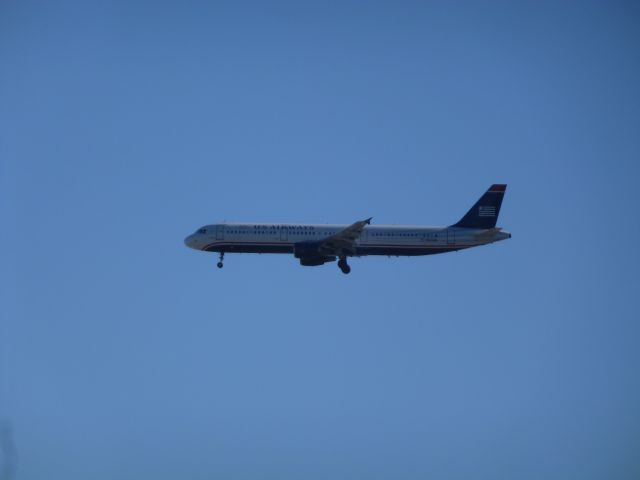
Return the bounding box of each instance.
[453,184,507,229]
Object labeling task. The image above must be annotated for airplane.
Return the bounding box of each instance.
[184,184,511,274]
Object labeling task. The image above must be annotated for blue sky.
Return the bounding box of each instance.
[2,1,640,479]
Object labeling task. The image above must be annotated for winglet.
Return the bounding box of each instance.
[365,217,372,225]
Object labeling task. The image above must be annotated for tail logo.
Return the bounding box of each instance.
[478,205,496,217]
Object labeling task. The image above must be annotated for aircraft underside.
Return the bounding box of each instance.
[203,243,466,257]
[201,242,470,274]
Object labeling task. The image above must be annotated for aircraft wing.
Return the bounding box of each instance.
[319,217,372,256]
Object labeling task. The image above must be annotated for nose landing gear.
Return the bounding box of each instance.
[337,257,351,274]
[217,252,225,269]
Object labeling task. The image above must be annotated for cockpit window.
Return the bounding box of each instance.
[197,228,207,234]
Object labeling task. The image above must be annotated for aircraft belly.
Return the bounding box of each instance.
[355,245,466,256]
[204,243,293,254]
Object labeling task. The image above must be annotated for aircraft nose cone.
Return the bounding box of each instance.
[184,234,197,249]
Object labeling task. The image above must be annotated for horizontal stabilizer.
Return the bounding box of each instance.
[472,227,502,240]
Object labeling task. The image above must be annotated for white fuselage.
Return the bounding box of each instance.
[184,184,510,272]
[184,223,511,256]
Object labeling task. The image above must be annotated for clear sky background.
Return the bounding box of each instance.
[2,1,639,479]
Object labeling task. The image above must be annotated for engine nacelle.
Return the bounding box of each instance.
[293,241,322,259]
[294,241,335,266]
[299,257,329,266]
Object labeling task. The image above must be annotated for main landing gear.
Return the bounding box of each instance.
[217,252,224,269]
[337,256,351,275]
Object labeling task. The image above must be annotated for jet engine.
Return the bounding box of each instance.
[294,241,335,266]
[298,257,332,266]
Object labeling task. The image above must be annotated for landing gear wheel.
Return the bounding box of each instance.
[217,262,224,269]
[217,252,225,269]
[337,258,351,274]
